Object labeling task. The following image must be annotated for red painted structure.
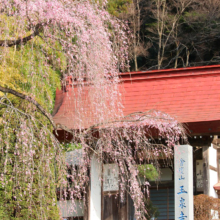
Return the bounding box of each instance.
[53,65,220,136]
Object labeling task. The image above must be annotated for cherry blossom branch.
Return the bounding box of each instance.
[0,85,74,135]
[0,23,42,47]
[0,85,55,125]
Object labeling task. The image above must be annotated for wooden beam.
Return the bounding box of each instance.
[186,121,220,136]
[210,165,218,172]
[203,146,210,195]
[188,136,214,147]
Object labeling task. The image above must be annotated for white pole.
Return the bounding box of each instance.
[89,154,102,220]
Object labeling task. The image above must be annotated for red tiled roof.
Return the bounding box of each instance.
[53,65,220,134]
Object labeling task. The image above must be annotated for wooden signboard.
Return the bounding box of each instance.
[103,164,119,192]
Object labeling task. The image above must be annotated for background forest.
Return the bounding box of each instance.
[109,0,220,70]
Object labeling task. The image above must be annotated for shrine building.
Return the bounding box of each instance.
[53,65,220,220]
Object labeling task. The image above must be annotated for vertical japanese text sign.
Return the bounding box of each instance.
[175,145,193,220]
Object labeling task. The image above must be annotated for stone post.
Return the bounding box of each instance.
[175,145,193,220]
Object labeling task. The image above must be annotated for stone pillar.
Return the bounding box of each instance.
[89,154,102,220]
[175,145,193,220]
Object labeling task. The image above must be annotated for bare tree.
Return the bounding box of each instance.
[144,0,220,69]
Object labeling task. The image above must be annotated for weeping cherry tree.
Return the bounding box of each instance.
[0,0,186,219]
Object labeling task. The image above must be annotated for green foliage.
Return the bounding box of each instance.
[138,164,159,181]
[0,108,62,219]
[0,13,66,220]
[107,0,131,17]
[0,14,64,112]
[63,143,82,152]
[144,199,160,220]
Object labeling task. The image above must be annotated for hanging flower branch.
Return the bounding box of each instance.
[0,0,186,219]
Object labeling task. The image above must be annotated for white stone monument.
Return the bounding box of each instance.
[175,145,193,220]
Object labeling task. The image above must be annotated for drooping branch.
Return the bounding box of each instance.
[0,85,185,145]
[0,85,55,127]
[0,23,42,47]
[0,85,73,134]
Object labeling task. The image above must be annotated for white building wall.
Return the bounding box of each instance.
[209,169,218,198]
[209,144,217,168]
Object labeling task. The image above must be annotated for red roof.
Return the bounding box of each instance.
[53,65,220,135]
